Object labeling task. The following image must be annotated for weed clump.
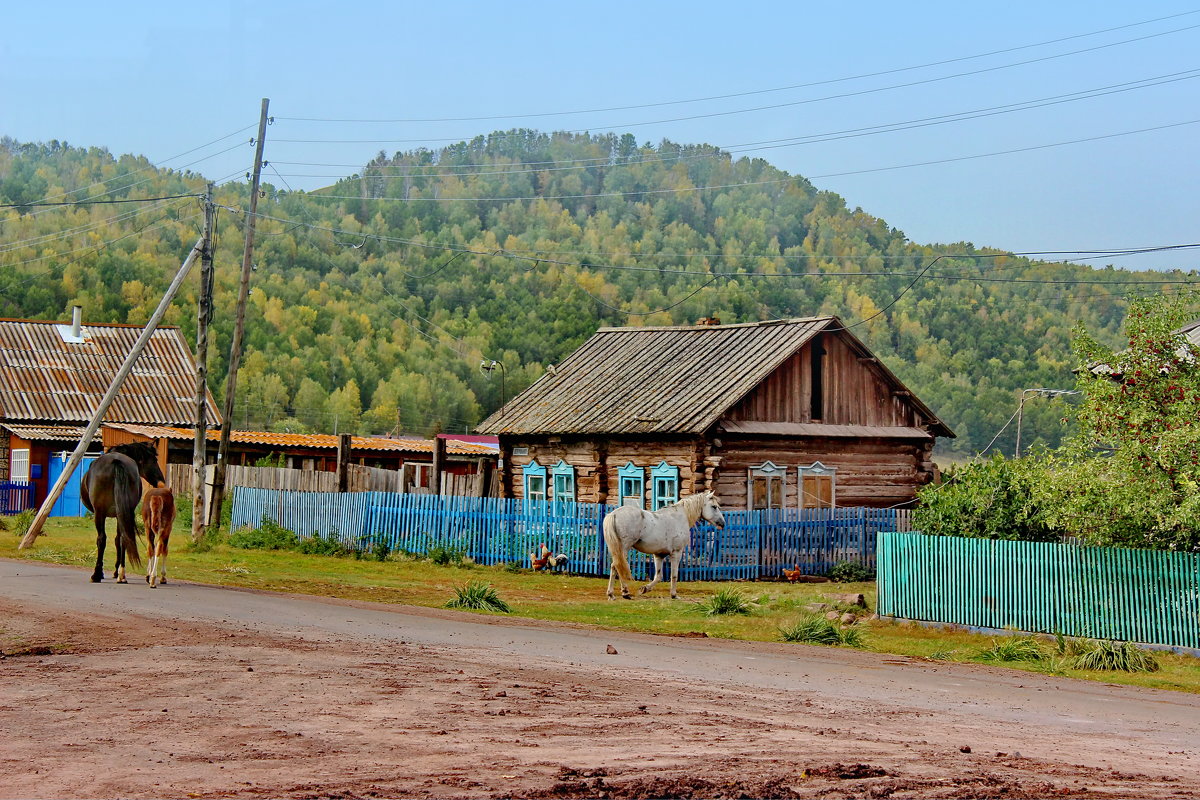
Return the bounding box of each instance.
[779,615,866,647]
[697,587,756,616]
[976,635,1046,663]
[229,517,299,550]
[1070,639,1160,673]
[446,581,511,613]
[826,560,875,583]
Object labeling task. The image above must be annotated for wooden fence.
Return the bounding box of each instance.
[230,487,910,580]
[0,481,34,515]
[166,463,487,498]
[877,532,1200,650]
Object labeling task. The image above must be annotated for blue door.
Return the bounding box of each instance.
[49,452,100,517]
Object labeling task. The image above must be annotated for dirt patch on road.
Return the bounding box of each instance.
[0,597,1188,799]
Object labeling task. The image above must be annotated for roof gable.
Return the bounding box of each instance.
[477,317,950,437]
[0,319,218,426]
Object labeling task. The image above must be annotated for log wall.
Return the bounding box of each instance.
[713,435,935,509]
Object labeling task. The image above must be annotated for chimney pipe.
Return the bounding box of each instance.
[70,305,82,339]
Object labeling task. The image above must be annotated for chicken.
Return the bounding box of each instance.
[782,564,803,582]
[530,543,551,571]
[547,552,570,572]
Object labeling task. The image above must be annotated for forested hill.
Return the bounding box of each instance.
[1,132,1190,457]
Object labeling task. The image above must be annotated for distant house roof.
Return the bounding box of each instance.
[0,318,218,426]
[476,316,952,437]
[0,424,101,444]
[104,424,497,457]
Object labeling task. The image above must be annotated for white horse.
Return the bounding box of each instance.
[604,490,726,600]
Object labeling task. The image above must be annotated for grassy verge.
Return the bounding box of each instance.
[6,516,1200,694]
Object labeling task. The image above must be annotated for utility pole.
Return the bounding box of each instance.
[20,237,206,549]
[192,184,215,542]
[209,98,270,528]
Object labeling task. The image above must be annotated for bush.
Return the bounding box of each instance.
[228,517,299,550]
[10,509,34,538]
[779,615,865,647]
[297,529,350,556]
[697,587,755,616]
[914,454,1056,542]
[826,561,874,583]
[1071,639,1160,673]
[371,541,391,562]
[428,542,466,566]
[446,581,511,613]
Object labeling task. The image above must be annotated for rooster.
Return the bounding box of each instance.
[530,543,551,571]
[782,564,803,582]
[546,551,570,572]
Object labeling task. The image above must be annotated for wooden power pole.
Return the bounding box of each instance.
[192,184,216,542]
[209,98,270,528]
[20,237,206,549]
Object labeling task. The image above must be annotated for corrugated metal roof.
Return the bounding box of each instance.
[477,316,952,437]
[0,424,101,443]
[720,421,933,439]
[0,319,219,426]
[104,424,496,456]
[477,318,829,435]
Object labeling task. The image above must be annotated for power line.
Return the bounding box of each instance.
[275,11,1200,125]
[0,192,201,209]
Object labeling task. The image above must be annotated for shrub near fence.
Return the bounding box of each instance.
[877,532,1200,650]
[231,487,909,580]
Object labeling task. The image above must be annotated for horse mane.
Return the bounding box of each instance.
[673,492,709,526]
[108,441,165,486]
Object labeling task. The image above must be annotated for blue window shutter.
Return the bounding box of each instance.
[617,461,645,508]
[523,460,547,505]
[650,461,679,510]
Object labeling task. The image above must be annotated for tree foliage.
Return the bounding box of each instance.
[1,133,1191,449]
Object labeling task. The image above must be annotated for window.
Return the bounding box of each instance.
[748,461,786,510]
[10,449,29,483]
[551,459,575,507]
[618,462,645,508]
[798,461,836,509]
[523,460,547,504]
[810,333,825,421]
[650,461,679,510]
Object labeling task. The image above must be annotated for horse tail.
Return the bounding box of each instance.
[603,513,634,583]
[114,466,142,569]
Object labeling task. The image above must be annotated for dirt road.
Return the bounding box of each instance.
[1,559,1197,798]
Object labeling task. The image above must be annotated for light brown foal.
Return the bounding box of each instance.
[141,486,176,588]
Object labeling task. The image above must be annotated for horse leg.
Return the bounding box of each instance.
[91,517,106,583]
[668,550,683,600]
[158,530,169,585]
[146,530,158,588]
[640,555,663,595]
[607,565,617,600]
[114,531,127,583]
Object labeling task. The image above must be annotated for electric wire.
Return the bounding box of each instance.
[274,15,1200,129]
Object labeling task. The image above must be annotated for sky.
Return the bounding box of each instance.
[4,2,1199,270]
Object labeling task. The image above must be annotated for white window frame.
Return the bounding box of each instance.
[10,449,30,483]
[523,459,547,504]
[618,461,645,508]
[650,461,679,511]
[748,460,787,510]
[798,461,837,509]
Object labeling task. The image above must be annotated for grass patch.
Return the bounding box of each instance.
[229,517,299,550]
[976,635,1046,663]
[779,615,865,647]
[696,587,755,616]
[446,581,511,613]
[1071,639,1161,673]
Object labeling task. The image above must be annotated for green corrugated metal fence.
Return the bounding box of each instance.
[877,532,1200,650]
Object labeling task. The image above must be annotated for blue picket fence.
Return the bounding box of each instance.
[0,481,34,515]
[231,487,907,581]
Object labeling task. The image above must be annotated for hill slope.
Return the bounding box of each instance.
[1,132,1191,456]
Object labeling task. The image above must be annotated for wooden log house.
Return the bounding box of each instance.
[475,317,953,510]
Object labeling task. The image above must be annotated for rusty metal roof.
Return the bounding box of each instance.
[0,424,101,443]
[476,317,952,437]
[0,319,218,426]
[104,424,496,456]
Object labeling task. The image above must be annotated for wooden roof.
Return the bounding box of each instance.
[0,318,218,426]
[477,317,951,437]
[105,424,497,457]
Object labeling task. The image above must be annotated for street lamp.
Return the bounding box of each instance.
[1015,388,1079,457]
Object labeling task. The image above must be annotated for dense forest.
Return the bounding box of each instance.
[1,132,1191,458]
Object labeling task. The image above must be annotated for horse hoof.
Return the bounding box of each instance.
[116,578,128,584]
[90,575,102,583]
[622,593,633,600]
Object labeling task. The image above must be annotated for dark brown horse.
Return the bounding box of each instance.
[81,442,166,583]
